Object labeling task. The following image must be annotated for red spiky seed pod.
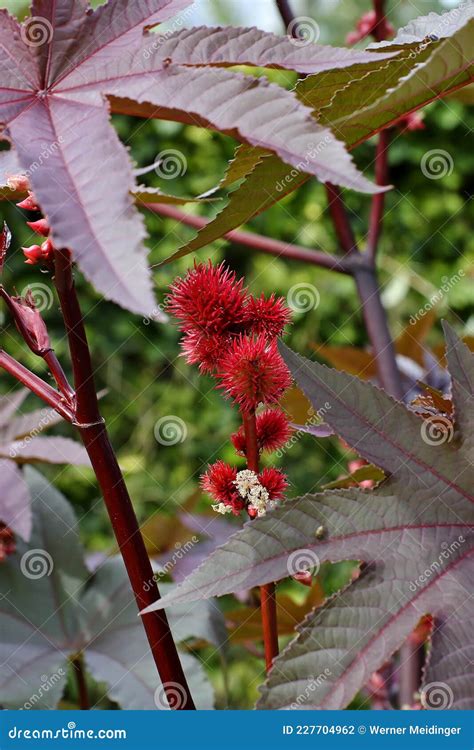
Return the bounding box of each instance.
[217,336,292,413]
[245,293,291,339]
[259,467,288,501]
[231,408,292,455]
[167,261,248,336]
[201,460,245,514]
[16,192,39,211]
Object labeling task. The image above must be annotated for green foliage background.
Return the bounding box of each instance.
[1,0,472,709]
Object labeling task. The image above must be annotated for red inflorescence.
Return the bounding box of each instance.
[0,523,16,562]
[201,461,245,514]
[243,293,291,339]
[169,261,292,517]
[232,409,292,455]
[217,336,291,414]
[259,467,288,500]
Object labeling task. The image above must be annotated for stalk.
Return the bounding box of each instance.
[53,248,195,710]
[72,654,90,710]
[242,411,279,672]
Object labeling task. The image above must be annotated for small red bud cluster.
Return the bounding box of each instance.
[0,523,16,562]
[346,10,394,45]
[8,175,54,265]
[168,262,293,517]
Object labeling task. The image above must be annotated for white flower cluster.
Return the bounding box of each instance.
[234,469,277,517]
[211,502,233,515]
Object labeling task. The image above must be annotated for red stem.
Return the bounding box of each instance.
[43,349,76,406]
[367,127,390,262]
[0,349,74,421]
[242,411,279,672]
[53,249,195,710]
[147,204,350,274]
[72,655,90,710]
[325,184,358,255]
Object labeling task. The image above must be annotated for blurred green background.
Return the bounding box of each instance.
[1,0,473,708]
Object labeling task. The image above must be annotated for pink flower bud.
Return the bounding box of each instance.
[22,245,43,265]
[16,193,39,211]
[27,218,50,237]
[0,287,51,355]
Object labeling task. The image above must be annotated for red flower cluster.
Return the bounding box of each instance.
[168,262,293,517]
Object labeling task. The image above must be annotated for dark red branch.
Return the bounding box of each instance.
[243,410,279,672]
[0,349,74,421]
[72,655,90,710]
[146,204,350,274]
[53,248,195,710]
[366,124,390,262]
[325,184,358,255]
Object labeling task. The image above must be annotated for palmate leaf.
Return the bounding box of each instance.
[0,469,222,709]
[168,4,474,265]
[143,324,474,709]
[0,1,393,315]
